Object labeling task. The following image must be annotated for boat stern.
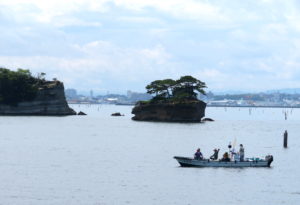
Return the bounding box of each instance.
[266,155,274,167]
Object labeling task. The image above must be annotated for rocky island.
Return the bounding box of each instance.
[0,68,76,115]
[132,76,207,122]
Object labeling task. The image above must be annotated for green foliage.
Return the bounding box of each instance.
[175,75,206,95]
[0,68,44,105]
[145,75,207,103]
[146,79,175,96]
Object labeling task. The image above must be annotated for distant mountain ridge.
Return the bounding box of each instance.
[212,88,300,95]
[265,88,300,94]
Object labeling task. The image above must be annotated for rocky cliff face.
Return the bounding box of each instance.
[0,81,76,115]
[132,101,206,122]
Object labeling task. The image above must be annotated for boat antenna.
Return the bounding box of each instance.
[232,137,237,149]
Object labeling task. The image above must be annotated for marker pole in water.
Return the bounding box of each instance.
[283,130,288,148]
[285,111,287,120]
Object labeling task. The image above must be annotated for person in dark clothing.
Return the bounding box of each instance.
[210,148,220,160]
[220,152,230,162]
[194,148,204,160]
[239,144,245,161]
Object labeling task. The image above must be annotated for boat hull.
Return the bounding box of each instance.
[174,156,273,168]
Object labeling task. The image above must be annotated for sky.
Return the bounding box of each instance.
[1,0,300,94]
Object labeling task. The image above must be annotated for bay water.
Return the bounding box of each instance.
[0,105,299,204]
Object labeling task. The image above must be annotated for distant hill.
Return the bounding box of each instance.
[212,90,249,95]
[265,88,300,94]
[211,88,300,95]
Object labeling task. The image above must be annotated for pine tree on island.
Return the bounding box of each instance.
[144,75,207,104]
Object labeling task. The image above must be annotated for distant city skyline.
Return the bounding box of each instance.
[67,87,300,97]
[1,1,300,92]
[65,87,300,108]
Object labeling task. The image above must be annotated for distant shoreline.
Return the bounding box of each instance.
[207,105,300,108]
[68,102,300,108]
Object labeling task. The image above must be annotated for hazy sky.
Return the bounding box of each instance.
[1,0,300,94]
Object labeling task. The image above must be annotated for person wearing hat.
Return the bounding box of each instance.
[210,148,220,160]
[194,148,203,160]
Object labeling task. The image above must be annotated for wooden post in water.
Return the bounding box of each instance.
[285,111,287,120]
[284,130,288,148]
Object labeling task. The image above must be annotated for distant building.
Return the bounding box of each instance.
[127,90,152,102]
[90,90,94,98]
[104,98,118,104]
[65,88,78,99]
[208,100,238,106]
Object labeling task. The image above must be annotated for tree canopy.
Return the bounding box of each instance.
[0,68,45,105]
[145,75,207,103]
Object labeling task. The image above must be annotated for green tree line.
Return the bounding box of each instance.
[0,68,44,105]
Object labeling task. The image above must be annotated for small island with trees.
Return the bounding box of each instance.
[0,68,76,115]
[132,76,207,122]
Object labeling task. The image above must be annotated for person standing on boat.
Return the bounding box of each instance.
[229,147,237,160]
[239,144,245,161]
[194,148,203,160]
[228,144,235,160]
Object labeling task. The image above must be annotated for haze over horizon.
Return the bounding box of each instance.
[1,0,300,93]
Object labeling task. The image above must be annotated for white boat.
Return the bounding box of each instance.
[174,155,273,168]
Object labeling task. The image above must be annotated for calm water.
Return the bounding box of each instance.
[0,105,299,204]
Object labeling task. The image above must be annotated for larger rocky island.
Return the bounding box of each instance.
[132,76,207,122]
[132,100,206,122]
[0,68,76,115]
